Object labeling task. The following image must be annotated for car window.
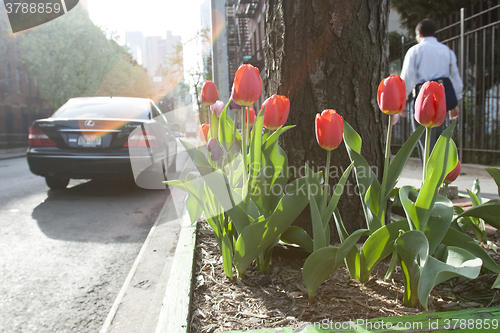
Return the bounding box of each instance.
[51,98,152,120]
[151,102,168,124]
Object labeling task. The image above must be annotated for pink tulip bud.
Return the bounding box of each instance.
[210,100,225,117]
[207,137,222,161]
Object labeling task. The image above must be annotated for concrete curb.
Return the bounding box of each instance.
[99,195,174,333]
[155,213,197,333]
[0,147,27,160]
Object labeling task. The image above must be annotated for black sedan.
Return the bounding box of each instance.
[27,97,177,190]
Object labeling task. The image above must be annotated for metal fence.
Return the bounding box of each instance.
[392,1,500,165]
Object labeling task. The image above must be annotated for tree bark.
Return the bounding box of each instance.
[264,0,389,236]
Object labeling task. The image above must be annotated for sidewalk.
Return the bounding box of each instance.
[398,157,499,200]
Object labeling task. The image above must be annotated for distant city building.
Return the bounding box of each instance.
[125,31,147,68]
[200,0,211,60]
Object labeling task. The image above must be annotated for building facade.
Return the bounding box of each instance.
[0,13,51,148]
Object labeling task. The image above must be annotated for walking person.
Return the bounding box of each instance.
[400,18,463,161]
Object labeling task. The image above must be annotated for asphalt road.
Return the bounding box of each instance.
[0,157,170,333]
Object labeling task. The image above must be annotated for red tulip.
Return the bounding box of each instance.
[245,107,256,125]
[315,110,344,150]
[444,160,461,184]
[377,75,407,115]
[199,124,209,143]
[231,64,262,106]
[415,81,447,128]
[201,80,219,106]
[261,94,290,130]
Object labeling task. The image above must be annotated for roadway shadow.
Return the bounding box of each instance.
[32,179,171,243]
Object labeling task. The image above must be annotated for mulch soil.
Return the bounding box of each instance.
[190,220,500,333]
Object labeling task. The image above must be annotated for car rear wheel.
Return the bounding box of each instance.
[45,176,70,190]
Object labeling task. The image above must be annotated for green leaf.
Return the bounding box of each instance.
[399,186,418,230]
[472,179,482,203]
[218,107,241,153]
[424,194,454,255]
[221,233,234,278]
[415,120,458,230]
[384,251,399,279]
[383,125,425,202]
[343,121,362,154]
[302,229,369,303]
[343,122,383,231]
[467,189,482,207]
[486,167,500,197]
[233,177,310,277]
[360,219,410,282]
[322,163,354,226]
[308,173,327,251]
[442,227,500,285]
[248,107,265,188]
[209,109,219,142]
[185,193,203,224]
[394,230,429,308]
[456,201,500,230]
[418,247,481,309]
[262,125,295,151]
[281,226,314,252]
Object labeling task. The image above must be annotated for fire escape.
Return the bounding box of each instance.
[226,0,238,87]
[234,1,263,73]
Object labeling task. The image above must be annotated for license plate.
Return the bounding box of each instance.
[78,136,102,147]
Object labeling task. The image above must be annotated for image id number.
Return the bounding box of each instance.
[443,318,498,330]
[5,2,62,14]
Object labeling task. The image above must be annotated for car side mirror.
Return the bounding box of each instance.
[170,124,180,132]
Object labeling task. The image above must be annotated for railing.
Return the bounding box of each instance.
[391,1,500,165]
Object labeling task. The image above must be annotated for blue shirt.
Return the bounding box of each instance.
[401,37,463,100]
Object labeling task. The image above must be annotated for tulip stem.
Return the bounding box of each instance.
[242,108,248,190]
[322,150,332,215]
[379,115,393,223]
[423,127,431,181]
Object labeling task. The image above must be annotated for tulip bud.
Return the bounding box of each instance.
[201,80,219,106]
[199,124,210,144]
[246,107,256,126]
[231,64,262,106]
[207,137,222,161]
[229,100,242,111]
[415,81,447,128]
[392,113,400,126]
[210,100,225,117]
[377,75,406,115]
[444,160,461,184]
[315,109,344,151]
[261,94,290,130]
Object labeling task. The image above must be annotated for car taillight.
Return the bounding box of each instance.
[29,129,56,147]
[124,129,158,148]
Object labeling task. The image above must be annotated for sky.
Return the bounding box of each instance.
[86,0,207,74]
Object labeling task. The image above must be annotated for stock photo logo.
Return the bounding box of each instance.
[4,0,79,33]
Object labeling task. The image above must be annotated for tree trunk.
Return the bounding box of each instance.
[264,0,389,236]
